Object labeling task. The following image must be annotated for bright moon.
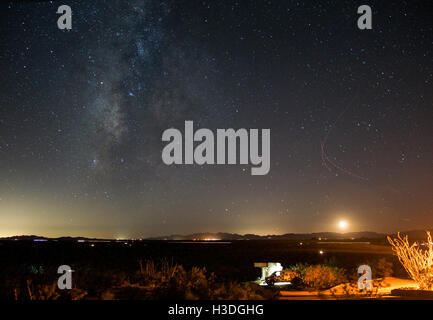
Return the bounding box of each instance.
[338,220,348,229]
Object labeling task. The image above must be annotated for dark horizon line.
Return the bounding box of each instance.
[1,228,432,241]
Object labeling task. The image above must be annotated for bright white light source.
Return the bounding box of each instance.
[338,220,348,229]
[319,250,324,255]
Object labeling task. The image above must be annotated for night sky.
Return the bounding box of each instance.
[1,0,432,238]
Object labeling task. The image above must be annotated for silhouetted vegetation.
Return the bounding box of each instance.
[0,240,402,299]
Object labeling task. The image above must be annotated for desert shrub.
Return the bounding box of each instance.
[287,263,309,276]
[208,282,277,300]
[375,258,393,278]
[106,259,278,300]
[4,259,277,300]
[287,263,347,290]
[323,256,339,268]
[388,232,433,290]
[25,280,87,300]
[303,264,347,290]
[72,267,124,298]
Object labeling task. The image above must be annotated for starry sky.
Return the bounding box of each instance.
[0,0,432,238]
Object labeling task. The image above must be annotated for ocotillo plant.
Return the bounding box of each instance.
[388,231,433,290]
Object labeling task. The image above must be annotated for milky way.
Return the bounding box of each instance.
[0,0,432,237]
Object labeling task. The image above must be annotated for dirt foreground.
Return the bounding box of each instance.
[279,277,419,300]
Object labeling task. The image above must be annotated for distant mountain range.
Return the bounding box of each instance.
[0,235,104,241]
[1,229,432,241]
[146,231,386,241]
[146,229,433,241]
